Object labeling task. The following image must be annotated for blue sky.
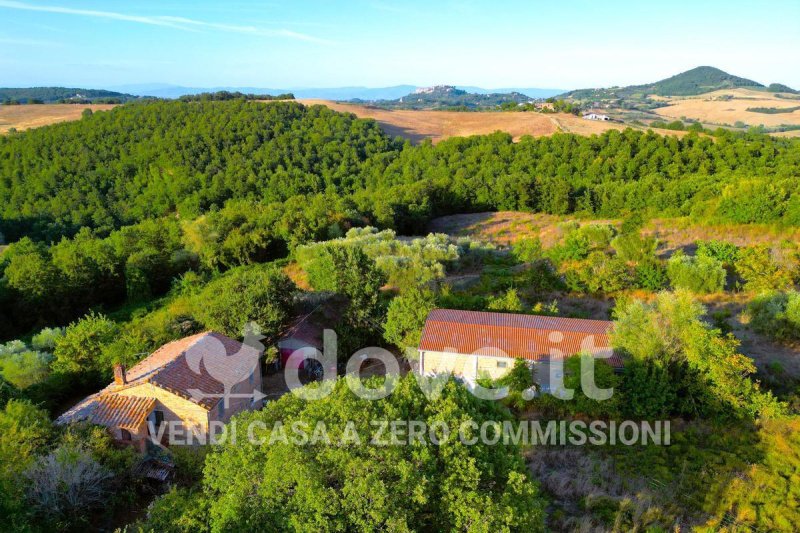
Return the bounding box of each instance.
[1,0,798,89]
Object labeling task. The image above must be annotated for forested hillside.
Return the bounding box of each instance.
[2,99,800,244]
[2,99,800,339]
[562,66,766,100]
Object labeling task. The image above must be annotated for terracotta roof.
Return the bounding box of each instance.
[419,309,622,367]
[104,331,261,409]
[57,393,155,430]
[57,331,262,431]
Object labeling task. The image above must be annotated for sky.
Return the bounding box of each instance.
[1,0,799,90]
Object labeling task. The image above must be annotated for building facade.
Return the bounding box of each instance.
[418,309,621,391]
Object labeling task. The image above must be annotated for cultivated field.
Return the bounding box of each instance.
[652,88,800,128]
[298,99,654,143]
[0,103,118,134]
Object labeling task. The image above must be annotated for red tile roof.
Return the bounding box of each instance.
[105,331,261,409]
[57,393,155,430]
[419,309,622,367]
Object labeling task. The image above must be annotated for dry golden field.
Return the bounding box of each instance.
[0,103,118,134]
[297,99,668,143]
[652,88,800,128]
[428,211,800,252]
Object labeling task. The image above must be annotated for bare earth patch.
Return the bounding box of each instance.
[0,103,118,134]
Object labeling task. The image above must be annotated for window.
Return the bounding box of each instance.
[120,429,132,441]
[218,401,225,418]
[153,410,164,429]
[249,371,254,386]
[497,361,508,369]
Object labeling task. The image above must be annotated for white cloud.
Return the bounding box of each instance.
[0,35,61,46]
[0,0,331,43]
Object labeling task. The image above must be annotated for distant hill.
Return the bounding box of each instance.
[110,84,418,100]
[563,66,766,100]
[767,83,798,94]
[109,84,564,101]
[0,87,138,104]
[353,85,536,110]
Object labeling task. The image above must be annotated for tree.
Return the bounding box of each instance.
[196,376,546,531]
[612,291,783,419]
[321,246,386,331]
[487,288,525,312]
[193,265,296,338]
[0,400,52,530]
[383,287,436,350]
[52,313,119,375]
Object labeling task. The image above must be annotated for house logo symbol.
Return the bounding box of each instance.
[184,322,266,406]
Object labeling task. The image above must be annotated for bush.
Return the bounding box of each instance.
[512,237,543,263]
[534,355,621,418]
[696,240,739,266]
[735,245,794,292]
[580,224,616,250]
[666,252,726,293]
[635,258,667,290]
[566,252,632,294]
[612,291,783,419]
[487,288,525,312]
[747,291,800,340]
[611,233,658,263]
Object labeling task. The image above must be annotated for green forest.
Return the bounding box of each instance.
[2,98,800,531]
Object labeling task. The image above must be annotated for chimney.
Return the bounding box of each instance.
[113,363,127,386]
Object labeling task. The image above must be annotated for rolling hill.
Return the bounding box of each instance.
[563,66,766,100]
[111,83,564,101]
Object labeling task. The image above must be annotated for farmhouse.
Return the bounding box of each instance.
[56,331,264,451]
[418,309,621,390]
[582,112,610,121]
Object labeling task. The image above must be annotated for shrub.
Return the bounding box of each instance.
[612,291,783,419]
[487,288,525,312]
[579,224,616,250]
[747,291,800,340]
[696,240,739,266]
[566,252,632,294]
[666,252,726,293]
[635,258,667,290]
[548,230,590,262]
[297,228,462,292]
[611,233,657,263]
[512,237,543,263]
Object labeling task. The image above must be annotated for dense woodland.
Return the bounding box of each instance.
[2,98,800,531]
